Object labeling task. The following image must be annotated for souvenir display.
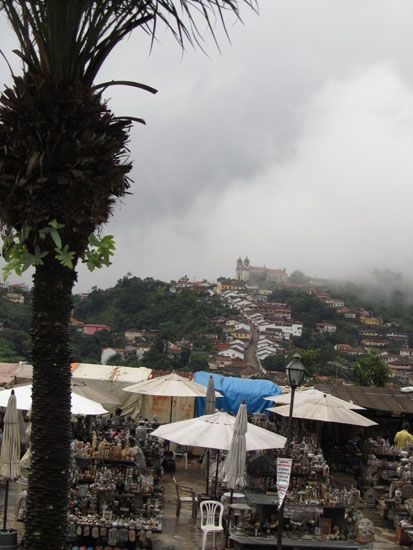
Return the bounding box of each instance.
[231,438,365,544]
[68,420,164,550]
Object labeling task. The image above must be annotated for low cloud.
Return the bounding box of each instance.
[79,63,413,288]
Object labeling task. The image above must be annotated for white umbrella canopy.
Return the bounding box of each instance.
[0,391,20,480]
[264,388,365,410]
[268,393,377,427]
[0,385,108,416]
[123,372,222,398]
[222,403,247,489]
[204,375,217,415]
[151,411,286,451]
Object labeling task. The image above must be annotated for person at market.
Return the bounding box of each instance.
[161,450,176,474]
[394,422,413,448]
[151,416,160,430]
[128,436,147,471]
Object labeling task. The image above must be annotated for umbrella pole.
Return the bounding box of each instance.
[214,449,220,498]
[206,449,210,495]
[169,396,173,423]
[3,479,9,530]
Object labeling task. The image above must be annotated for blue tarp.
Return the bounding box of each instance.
[194,371,281,416]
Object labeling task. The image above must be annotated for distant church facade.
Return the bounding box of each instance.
[236,257,288,285]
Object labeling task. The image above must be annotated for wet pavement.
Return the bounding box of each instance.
[0,458,406,549]
[154,457,208,549]
[153,459,405,550]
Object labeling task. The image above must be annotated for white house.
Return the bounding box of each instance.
[259,322,303,337]
[124,329,144,342]
[234,322,251,332]
[101,347,126,364]
[218,348,244,360]
[316,322,337,334]
[136,343,151,359]
[257,349,275,360]
[324,298,345,308]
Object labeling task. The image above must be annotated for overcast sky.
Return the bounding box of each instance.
[2,1,413,291]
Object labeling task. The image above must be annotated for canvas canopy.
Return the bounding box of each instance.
[72,364,152,417]
[124,372,222,422]
[16,363,152,417]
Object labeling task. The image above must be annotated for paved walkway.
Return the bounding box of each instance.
[154,458,206,549]
[0,462,406,549]
[154,460,405,550]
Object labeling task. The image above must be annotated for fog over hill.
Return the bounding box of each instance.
[1,2,413,291]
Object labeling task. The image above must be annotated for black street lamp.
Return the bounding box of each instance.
[277,354,306,550]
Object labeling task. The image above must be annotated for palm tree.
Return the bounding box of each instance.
[0,1,256,548]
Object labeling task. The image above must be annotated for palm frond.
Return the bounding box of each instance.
[0,0,258,84]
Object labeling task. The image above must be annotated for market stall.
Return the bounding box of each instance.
[67,426,164,550]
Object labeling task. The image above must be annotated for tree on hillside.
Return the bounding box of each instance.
[300,349,321,377]
[262,353,287,372]
[0,2,256,548]
[289,270,309,284]
[353,352,390,387]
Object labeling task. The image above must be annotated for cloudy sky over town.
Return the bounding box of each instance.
[2,1,413,291]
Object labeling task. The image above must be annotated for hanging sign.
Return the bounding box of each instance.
[277,457,292,509]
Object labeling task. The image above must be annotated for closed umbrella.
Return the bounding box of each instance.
[222,403,247,494]
[0,390,20,530]
[264,388,365,410]
[267,393,377,427]
[203,375,217,494]
[0,385,108,416]
[124,372,222,422]
[204,375,217,415]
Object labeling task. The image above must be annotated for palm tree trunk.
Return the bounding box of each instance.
[25,257,76,550]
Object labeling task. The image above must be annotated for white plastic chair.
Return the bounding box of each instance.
[199,500,224,550]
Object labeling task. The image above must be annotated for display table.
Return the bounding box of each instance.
[229,534,372,549]
[244,492,278,524]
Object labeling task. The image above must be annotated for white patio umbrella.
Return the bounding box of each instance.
[151,411,286,451]
[264,388,365,410]
[267,393,377,427]
[152,410,285,496]
[222,403,247,492]
[0,385,108,416]
[123,372,222,422]
[0,390,20,530]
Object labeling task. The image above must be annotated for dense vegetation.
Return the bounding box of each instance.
[0,276,228,366]
[0,289,31,361]
[72,276,227,368]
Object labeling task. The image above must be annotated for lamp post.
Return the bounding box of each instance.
[277,354,306,550]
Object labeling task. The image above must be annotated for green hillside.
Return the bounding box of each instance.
[73,275,226,338]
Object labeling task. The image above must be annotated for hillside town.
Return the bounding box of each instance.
[1,264,413,549]
[2,258,413,388]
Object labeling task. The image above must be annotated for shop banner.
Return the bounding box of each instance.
[277,457,292,509]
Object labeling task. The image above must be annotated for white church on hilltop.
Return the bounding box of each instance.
[235,257,288,285]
